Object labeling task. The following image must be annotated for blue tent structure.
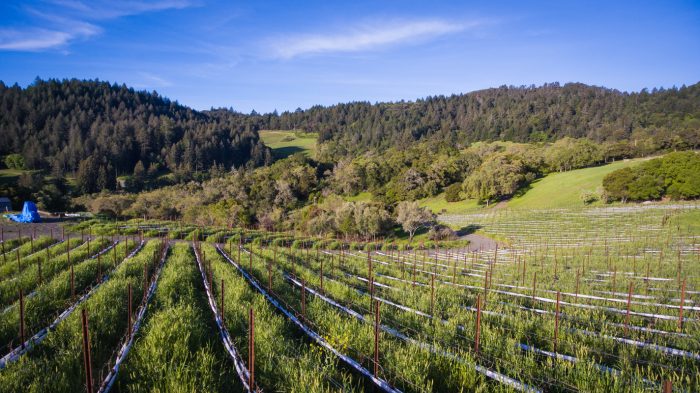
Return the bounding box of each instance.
[4,201,41,223]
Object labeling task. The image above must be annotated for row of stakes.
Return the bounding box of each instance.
[5,225,684,392]
[220,238,683,392]
[80,239,167,393]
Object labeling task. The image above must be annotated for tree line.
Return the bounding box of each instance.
[252,82,700,158]
[0,78,272,189]
[2,78,699,224]
[603,151,700,202]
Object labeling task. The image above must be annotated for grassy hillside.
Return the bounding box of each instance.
[419,157,649,215]
[259,130,317,159]
[344,191,373,202]
[419,193,479,215]
[506,157,648,209]
[0,169,26,186]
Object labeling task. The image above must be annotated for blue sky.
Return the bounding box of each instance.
[1,1,698,113]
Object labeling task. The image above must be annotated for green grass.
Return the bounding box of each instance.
[0,168,35,186]
[506,158,648,209]
[425,157,650,215]
[259,130,317,159]
[344,191,373,202]
[0,168,76,189]
[115,243,238,392]
[418,193,479,215]
[677,209,700,233]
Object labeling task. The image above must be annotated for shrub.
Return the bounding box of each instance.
[580,190,599,205]
[428,225,458,241]
[327,241,341,250]
[4,154,25,170]
[444,183,464,202]
[603,152,700,202]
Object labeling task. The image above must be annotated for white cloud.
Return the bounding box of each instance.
[48,0,195,19]
[0,22,99,51]
[0,0,193,52]
[271,19,481,59]
[134,72,173,88]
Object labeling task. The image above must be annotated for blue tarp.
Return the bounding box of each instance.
[5,201,41,223]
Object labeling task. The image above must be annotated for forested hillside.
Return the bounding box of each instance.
[0,79,272,190]
[258,82,700,157]
[3,79,699,177]
[1,78,699,215]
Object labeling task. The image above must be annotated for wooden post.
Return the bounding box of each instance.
[554,291,561,352]
[645,259,651,295]
[19,289,25,349]
[71,264,75,301]
[221,279,225,329]
[368,275,375,311]
[624,282,633,336]
[208,259,213,288]
[267,260,272,292]
[575,268,580,303]
[483,271,489,303]
[238,236,241,262]
[430,274,435,316]
[97,253,102,283]
[677,248,682,285]
[474,294,482,354]
[248,307,255,391]
[679,279,686,331]
[38,254,43,285]
[412,257,417,287]
[367,250,373,294]
[301,279,306,320]
[662,380,672,393]
[320,256,324,294]
[143,263,148,302]
[452,255,457,284]
[374,300,380,377]
[127,283,132,339]
[81,309,94,393]
[16,249,21,273]
[532,272,537,302]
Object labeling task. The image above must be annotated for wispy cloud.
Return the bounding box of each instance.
[133,72,173,88]
[0,0,193,52]
[48,0,195,19]
[0,20,100,51]
[270,19,484,59]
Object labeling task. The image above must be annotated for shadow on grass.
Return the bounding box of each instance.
[510,177,543,199]
[455,224,482,236]
[273,146,306,159]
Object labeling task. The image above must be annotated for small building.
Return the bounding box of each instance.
[0,197,11,212]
